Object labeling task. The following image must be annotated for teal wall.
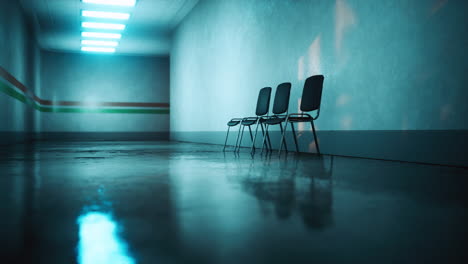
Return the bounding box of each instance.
[0,0,40,134]
[40,51,170,133]
[171,0,468,132]
[170,0,468,165]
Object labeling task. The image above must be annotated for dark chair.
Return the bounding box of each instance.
[279,75,324,155]
[256,82,292,154]
[223,87,272,152]
[237,87,272,152]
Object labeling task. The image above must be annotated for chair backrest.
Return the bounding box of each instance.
[300,75,324,112]
[272,82,291,115]
[255,87,272,116]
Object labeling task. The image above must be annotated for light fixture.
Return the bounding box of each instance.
[82,0,136,7]
[81,47,116,53]
[82,10,130,20]
[82,22,126,30]
[81,32,122,39]
[81,40,119,47]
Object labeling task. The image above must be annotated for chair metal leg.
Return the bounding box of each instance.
[260,122,265,146]
[279,117,289,156]
[237,126,245,152]
[223,126,231,151]
[311,120,320,155]
[237,125,246,152]
[279,123,288,152]
[248,126,253,141]
[290,122,299,152]
[261,124,269,154]
[266,127,272,151]
[234,124,243,152]
[250,120,261,154]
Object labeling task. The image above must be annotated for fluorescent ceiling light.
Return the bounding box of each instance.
[82,32,122,39]
[82,10,130,20]
[81,46,116,53]
[82,0,136,7]
[82,22,126,30]
[81,40,119,47]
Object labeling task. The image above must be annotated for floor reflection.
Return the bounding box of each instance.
[77,210,135,264]
[240,155,334,229]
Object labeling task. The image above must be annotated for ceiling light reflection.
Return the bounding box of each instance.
[77,211,135,264]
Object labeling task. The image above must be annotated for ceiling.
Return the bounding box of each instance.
[19,0,199,55]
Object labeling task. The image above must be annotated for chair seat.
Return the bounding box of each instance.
[241,119,258,126]
[264,117,286,125]
[227,120,240,126]
[288,116,312,122]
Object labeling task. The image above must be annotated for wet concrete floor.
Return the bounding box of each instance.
[1,141,467,263]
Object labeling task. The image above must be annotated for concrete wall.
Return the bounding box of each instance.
[170,0,468,166]
[0,0,40,143]
[38,51,170,139]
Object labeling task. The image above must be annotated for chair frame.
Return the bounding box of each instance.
[279,75,324,156]
[257,82,292,155]
[223,87,272,152]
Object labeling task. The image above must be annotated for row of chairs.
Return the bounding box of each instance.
[223,75,325,155]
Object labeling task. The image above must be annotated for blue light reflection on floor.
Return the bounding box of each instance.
[77,211,135,264]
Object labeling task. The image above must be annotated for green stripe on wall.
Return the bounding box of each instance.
[0,80,28,104]
[0,80,169,114]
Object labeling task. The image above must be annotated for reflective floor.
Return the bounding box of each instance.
[1,141,467,264]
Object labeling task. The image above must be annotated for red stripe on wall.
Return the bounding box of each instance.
[0,66,170,108]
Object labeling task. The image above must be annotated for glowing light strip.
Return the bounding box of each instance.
[82,0,137,7]
[81,40,119,47]
[81,46,116,53]
[82,10,130,20]
[82,22,126,30]
[82,32,122,39]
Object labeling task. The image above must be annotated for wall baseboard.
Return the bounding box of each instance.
[171,130,468,167]
[0,132,169,144]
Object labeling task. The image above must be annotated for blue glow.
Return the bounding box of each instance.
[82,0,137,7]
[77,211,135,264]
[82,40,119,47]
[82,22,126,30]
[82,32,122,39]
[81,46,116,53]
[82,10,130,20]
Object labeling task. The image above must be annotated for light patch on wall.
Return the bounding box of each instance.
[298,56,305,81]
[307,35,322,77]
[401,115,409,130]
[336,94,351,107]
[335,0,356,57]
[341,115,353,130]
[440,104,453,121]
[84,97,99,109]
[430,0,449,16]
